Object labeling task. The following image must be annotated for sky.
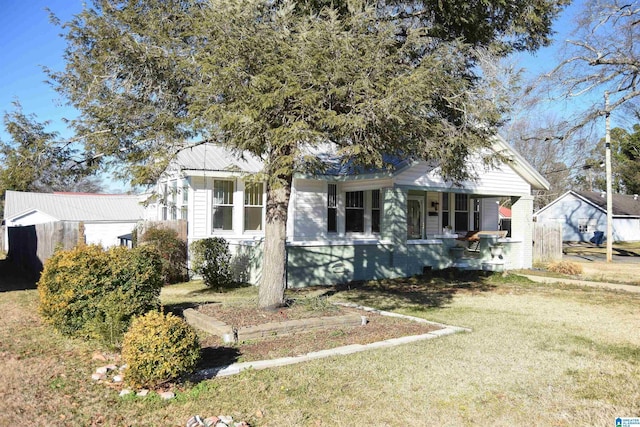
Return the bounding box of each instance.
[0,0,616,190]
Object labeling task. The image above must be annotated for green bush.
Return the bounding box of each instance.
[37,245,164,347]
[121,311,200,389]
[190,237,233,289]
[139,226,188,284]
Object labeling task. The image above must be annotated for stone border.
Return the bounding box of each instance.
[194,302,471,380]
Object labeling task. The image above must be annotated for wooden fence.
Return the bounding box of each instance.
[7,221,83,276]
[532,222,563,263]
[136,220,188,243]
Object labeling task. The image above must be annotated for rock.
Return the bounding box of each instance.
[92,352,107,362]
[136,389,149,397]
[91,373,105,381]
[204,417,219,426]
[215,415,233,426]
[186,415,207,427]
[119,364,128,371]
[233,422,250,427]
[159,391,175,400]
[95,366,109,375]
[112,374,123,383]
[255,409,264,418]
[119,389,132,397]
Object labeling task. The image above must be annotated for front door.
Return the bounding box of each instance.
[407,197,423,240]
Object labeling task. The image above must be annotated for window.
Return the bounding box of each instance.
[473,199,480,230]
[170,180,178,220]
[212,180,234,230]
[244,182,264,231]
[371,189,381,233]
[327,184,337,233]
[182,180,189,204]
[161,182,168,220]
[180,179,189,220]
[345,191,364,232]
[441,193,450,229]
[578,219,597,233]
[454,194,469,231]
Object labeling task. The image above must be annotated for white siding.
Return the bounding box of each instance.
[613,218,640,241]
[292,179,326,240]
[535,193,605,242]
[395,159,531,196]
[191,177,209,238]
[84,222,137,247]
[6,210,58,227]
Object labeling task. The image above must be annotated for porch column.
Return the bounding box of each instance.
[511,195,534,269]
[382,187,408,274]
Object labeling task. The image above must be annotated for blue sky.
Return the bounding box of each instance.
[0,1,83,142]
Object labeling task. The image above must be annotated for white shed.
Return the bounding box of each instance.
[3,190,145,251]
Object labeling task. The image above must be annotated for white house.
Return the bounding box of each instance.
[148,137,549,287]
[534,190,640,242]
[3,190,145,251]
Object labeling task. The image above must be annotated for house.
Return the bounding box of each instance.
[534,190,640,242]
[3,190,145,251]
[147,137,549,287]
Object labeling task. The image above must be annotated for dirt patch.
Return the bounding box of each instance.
[195,302,442,367]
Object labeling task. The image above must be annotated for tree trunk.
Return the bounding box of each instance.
[258,174,292,310]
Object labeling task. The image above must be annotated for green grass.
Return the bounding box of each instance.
[1,272,639,425]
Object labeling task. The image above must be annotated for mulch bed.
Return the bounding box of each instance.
[195,302,442,367]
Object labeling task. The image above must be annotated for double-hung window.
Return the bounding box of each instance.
[327,184,337,233]
[212,180,234,231]
[454,193,469,231]
[345,191,364,233]
[180,179,188,220]
[244,182,264,231]
[371,189,381,233]
[170,180,178,220]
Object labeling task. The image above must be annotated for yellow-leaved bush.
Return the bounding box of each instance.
[37,244,164,347]
[121,310,201,389]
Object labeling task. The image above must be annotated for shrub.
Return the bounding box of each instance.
[139,226,188,284]
[190,237,233,289]
[38,245,164,347]
[121,311,200,389]
[547,261,583,275]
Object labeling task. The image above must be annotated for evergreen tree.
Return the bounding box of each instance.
[49,0,567,309]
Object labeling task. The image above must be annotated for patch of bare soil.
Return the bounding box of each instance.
[196,303,441,366]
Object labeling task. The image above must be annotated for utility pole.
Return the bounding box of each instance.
[605,92,613,262]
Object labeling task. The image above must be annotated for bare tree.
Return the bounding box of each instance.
[547,0,639,129]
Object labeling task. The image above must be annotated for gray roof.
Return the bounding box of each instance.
[576,191,640,217]
[4,190,144,222]
[174,144,263,173]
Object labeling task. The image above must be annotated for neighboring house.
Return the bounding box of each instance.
[147,137,549,287]
[3,190,145,251]
[534,190,640,242]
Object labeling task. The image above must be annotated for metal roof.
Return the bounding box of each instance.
[4,190,144,222]
[174,144,263,173]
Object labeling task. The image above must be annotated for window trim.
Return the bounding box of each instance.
[212,179,235,232]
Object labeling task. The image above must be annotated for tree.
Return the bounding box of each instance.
[572,125,640,194]
[50,0,567,309]
[546,0,639,131]
[0,102,101,216]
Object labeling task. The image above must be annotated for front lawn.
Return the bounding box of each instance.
[1,270,639,425]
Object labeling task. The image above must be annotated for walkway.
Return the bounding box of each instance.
[518,274,640,294]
